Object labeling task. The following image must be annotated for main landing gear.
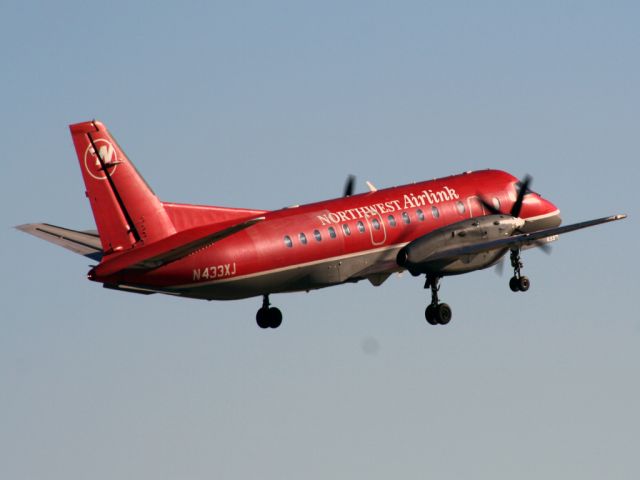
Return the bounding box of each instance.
[424,275,452,326]
[256,295,282,329]
[508,249,530,293]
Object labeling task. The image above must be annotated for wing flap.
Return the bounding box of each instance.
[16,223,103,260]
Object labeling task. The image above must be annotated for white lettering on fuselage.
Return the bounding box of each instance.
[317,186,459,225]
[193,262,237,281]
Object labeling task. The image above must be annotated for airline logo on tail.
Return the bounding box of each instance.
[84,139,119,180]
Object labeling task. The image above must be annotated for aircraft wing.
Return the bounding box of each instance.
[424,214,626,263]
[16,223,103,261]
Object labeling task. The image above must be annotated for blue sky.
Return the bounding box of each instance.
[1,1,638,479]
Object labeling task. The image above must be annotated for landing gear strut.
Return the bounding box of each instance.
[256,295,282,329]
[424,275,452,325]
[508,249,530,292]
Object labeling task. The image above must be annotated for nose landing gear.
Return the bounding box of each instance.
[256,295,282,329]
[509,249,530,292]
[424,275,452,325]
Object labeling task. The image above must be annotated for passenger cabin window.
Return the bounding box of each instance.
[456,201,465,215]
[357,221,365,233]
[284,235,293,248]
[299,232,308,245]
[313,229,322,242]
[328,226,337,239]
[431,206,440,219]
[402,212,411,224]
[416,209,425,221]
[342,224,351,236]
[372,218,381,230]
[388,215,397,227]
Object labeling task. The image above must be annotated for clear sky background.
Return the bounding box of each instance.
[1,1,638,479]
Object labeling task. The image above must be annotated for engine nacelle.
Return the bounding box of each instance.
[397,215,523,275]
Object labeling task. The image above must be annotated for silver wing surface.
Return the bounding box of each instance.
[425,214,626,263]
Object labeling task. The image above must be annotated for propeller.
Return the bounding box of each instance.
[343,174,356,197]
[532,238,553,255]
[510,174,532,218]
[478,197,501,215]
[480,174,551,273]
[495,256,505,276]
[478,174,532,218]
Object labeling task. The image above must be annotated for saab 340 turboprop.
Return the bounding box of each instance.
[17,120,626,328]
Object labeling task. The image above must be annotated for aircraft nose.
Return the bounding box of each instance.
[520,196,561,232]
[544,197,559,213]
[542,197,561,224]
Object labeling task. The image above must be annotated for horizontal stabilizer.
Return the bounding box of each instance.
[425,214,627,263]
[92,216,265,277]
[16,223,103,261]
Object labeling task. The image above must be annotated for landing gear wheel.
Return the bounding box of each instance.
[424,275,453,326]
[267,307,282,328]
[256,295,283,329]
[517,276,530,292]
[436,303,452,325]
[256,308,270,329]
[425,305,438,325]
[509,276,520,292]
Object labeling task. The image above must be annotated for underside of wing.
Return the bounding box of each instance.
[16,223,103,261]
[426,214,626,264]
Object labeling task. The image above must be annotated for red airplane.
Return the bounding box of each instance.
[17,120,626,328]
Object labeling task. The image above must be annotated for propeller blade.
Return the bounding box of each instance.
[343,175,355,197]
[478,195,502,215]
[494,256,505,276]
[510,174,532,218]
[533,239,553,255]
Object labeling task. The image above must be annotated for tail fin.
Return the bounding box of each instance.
[70,120,176,255]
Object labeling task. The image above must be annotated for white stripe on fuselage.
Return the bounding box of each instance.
[525,209,560,222]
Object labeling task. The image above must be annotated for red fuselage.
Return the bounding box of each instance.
[94,169,560,300]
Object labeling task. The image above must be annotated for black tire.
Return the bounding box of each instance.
[425,305,438,325]
[268,307,283,328]
[509,276,520,292]
[437,303,452,325]
[518,276,530,292]
[256,308,270,329]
